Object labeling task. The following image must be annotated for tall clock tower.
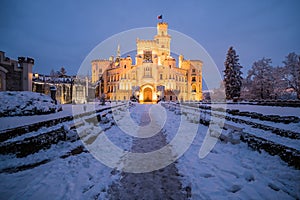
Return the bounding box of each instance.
[154,22,171,65]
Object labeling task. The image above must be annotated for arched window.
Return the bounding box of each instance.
[192,85,196,92]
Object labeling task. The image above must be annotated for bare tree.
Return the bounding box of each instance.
[283,52,300,99]
[246,58,274,100]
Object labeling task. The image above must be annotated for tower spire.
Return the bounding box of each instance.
[117,44,120,58]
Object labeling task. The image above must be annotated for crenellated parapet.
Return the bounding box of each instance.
[18,57,35,64]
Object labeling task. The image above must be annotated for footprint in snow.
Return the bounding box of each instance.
[227,184,242,193]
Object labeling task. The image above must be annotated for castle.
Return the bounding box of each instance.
[91,22,203,103]
[0,51,34,92]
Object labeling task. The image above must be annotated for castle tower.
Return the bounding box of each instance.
[154,22,171,65]
[18,57,34,91]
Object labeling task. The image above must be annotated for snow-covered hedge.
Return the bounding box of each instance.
[0,91,62,117]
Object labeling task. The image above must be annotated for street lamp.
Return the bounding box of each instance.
[34,73,39,79]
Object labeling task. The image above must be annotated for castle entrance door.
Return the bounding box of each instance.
[143,87,152,102]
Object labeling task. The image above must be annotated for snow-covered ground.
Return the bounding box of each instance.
[0,102,299,199]
[0,102,109,131]
[0,91,62,117]
[213,103,300,117]
[169,125,300,199]
[0,141,119,199]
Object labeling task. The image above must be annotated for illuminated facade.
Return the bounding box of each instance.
[92,22,203,102]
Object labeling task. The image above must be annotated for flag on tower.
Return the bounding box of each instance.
[157,15,162,20]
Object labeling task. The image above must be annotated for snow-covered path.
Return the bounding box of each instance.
[108,105,188,199]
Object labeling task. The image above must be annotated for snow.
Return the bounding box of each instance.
[0,91,62,117]
[215,103,300,117]
[0,101,299,199]
[0,102,109,131]
[163,106,300,199]
[0,148,119,199]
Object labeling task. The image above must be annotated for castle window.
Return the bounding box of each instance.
[192,69,196,73]
[192,85,196,92]
[169,65,171,69]
[99,68,102,73]
[160,74,163,80]
[192,77,196,82]
[161,45,165,48]
[144,67,151,77]
[124,65,126,69]
[162,31,164,36]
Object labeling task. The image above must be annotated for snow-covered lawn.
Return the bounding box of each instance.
[0,141,119,199]
[173,126,300,199]
[214,103,300,117]
[0,91,62,117]
[0,101,109,131]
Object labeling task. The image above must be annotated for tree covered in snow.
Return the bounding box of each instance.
[223,47,243,100]
[272,66,288,99]
[282,52,300,99]
[246,58,274,100]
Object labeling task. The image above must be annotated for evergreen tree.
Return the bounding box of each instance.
[223,46,243,100]
[59,67,67,77]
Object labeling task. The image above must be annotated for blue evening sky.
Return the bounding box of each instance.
[0,0,299,77]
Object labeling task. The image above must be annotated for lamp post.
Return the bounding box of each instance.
[34,73,39,79]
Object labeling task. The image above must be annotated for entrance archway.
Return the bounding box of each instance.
[143,87,152,102]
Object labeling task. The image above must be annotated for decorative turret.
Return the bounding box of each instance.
[115,45,121,66]
[178,54,184,68]
[117,44,121,58]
